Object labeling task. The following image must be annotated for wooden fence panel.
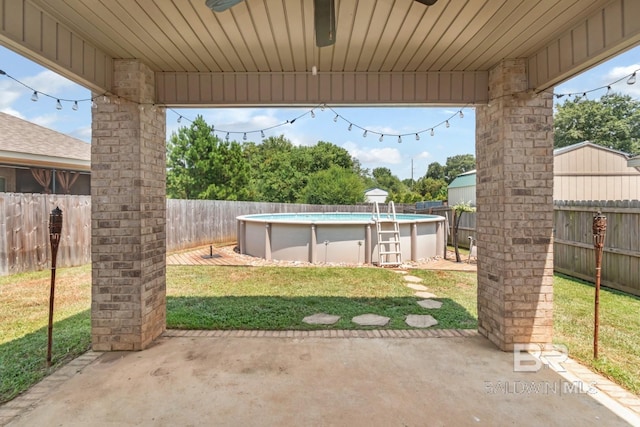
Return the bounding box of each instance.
[2,194,638,296]
[0,193,91,275]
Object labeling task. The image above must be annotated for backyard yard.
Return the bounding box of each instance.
[1,263,638,404]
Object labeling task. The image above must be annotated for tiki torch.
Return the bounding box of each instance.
[47,207,63,367]
[592,211,607,359]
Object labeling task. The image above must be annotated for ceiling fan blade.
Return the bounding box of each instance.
[414,0,438,5]
[314,0,336,47]
[205,0,244,12]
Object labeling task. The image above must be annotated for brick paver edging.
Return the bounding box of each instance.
[163,329,479,338]
[0,351,101,427]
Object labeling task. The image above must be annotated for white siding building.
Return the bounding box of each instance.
[364,188,389,203]
[447,170,476,206]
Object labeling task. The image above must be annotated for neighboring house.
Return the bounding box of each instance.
[554,142,640,201]
[447,169,476,206]
[364,188,388,203]
[0,113,90,195]
[447,142,640,203]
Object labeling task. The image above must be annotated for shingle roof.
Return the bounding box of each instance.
[0,112,90,161]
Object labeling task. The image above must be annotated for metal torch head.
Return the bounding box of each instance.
[49,206,63,235]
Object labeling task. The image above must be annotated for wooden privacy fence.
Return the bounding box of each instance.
[2,193,638,297]
[0,193,91,276]
[554,200,640,296]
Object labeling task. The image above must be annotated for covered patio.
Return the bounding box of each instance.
[1,0,639,353]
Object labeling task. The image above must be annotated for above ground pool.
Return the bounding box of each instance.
[236,212,446,265]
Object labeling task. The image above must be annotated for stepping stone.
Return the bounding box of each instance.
[302,313,341,325]
[352,314,390,327]
[393,270,408,275]
[405,314,438,328]
[403,275,423,283]
[417,299,443,309]
[414,291,438,299]
[406,283,428,291]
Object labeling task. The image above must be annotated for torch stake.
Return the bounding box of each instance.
[592,212,606,360]
[47,207,63,367]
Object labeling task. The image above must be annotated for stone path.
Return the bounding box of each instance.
[302,269,444,329]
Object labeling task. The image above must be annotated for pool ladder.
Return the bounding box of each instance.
[373,201,402,267]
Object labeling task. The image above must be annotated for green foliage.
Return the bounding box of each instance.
[166,116,252,200]
[425,161,445,180]
[443,154,476,184]
[554,93,640,154]
[299,166,365,205]
[414,177,448,200]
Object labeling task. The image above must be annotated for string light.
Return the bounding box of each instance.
[5,64,639,145]
[243,133,247,141]
[225,132,230,141]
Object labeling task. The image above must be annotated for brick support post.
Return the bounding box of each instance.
[475,59,554,351]
[91,60,166,351]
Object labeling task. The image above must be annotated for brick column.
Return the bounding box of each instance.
[91,60,166,351]
[475,59,554,351]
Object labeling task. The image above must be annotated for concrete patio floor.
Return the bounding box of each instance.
[4,332,639,426]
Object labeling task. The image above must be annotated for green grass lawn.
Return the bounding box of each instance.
[1,264,638,404]
[166,266,477,330]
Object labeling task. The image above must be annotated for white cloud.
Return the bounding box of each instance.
[0,107,24,119]
[342,141,402,165]
[30,113,59,128]
[414,151,430,160]
[68,126,92,142]
[22,70,76,96]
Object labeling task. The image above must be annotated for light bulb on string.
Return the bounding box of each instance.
[430,128,434,137]
[56,99,63,110]
[225,132,230,141]
[177,116,182,123]
[348,123,352,131]
[415,133,420,141]
[379,134,384,142]
[72,101,79,111]
[260,130,265,138]
[320,104,325,111]
[363,130,367,138]
[605,86,612,96]
[311,110,315,118]
[333,115,338,122]
[243,133,247,141]
[459,110,464,119]
[91,99,97,109]
[445,120,450,128]
[627,72,636,85]
[397,136,402,144]
[31,91,38,102]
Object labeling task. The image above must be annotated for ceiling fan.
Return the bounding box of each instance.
[205,0,438,47]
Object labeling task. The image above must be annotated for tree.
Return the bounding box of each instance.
[414,177,447,200]
[166,116,252,200]
[444,154,476,184]
[371,167,405,194]
[299,166,365,205]
[425,162,445,180]
[554,93,640,154]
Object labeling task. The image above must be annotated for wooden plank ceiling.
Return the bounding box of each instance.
[26,0,610,74]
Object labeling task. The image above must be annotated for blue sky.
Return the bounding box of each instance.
[1,45,638,180]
